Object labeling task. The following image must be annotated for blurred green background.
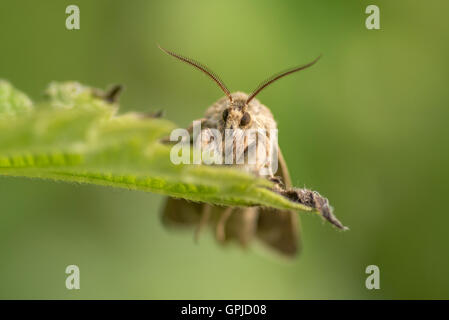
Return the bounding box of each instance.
[0,0,448,299]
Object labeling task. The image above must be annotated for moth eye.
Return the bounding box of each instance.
[240,112,251,126]
[222,108,229,122]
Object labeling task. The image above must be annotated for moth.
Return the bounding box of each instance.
[159,45,346,257]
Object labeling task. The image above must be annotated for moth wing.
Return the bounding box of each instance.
[256,149,301,257]
[256,207,300,257]
[277,147,292,187]
[163,198,260,249]
[161,197,204,227]
[216,206,259,247]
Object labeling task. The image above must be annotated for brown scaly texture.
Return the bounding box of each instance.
[276,186,348,230]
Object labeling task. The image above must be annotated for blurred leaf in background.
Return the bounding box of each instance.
[0,0,448,299]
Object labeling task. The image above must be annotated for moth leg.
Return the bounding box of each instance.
[215,207,233,243]
[194,203,212,242]
[268,176,284,186]
[186,118,219,143]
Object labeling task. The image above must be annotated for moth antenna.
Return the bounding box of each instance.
[158,44,232,102]
[246,55,321,104]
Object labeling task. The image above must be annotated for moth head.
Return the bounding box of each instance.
[222,98,252,129]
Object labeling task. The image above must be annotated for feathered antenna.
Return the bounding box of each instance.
[158,44,232,102]
[246,55,321,104]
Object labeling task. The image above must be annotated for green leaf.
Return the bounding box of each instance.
[0,81,345,227]
[0,80,33,116]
